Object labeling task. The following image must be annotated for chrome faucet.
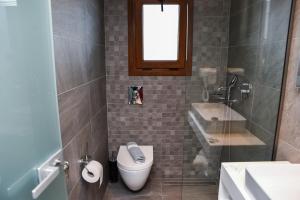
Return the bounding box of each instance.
[226,74,239,102]
[228,74,238,88]
[213,75,239,104]
[212,74,252,105]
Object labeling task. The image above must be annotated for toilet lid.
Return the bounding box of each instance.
[117,145,153,171]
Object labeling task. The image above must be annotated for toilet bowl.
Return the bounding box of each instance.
[117,145,153,191]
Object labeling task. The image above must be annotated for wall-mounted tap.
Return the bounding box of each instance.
[212,74,252,105]
[212,74,239,104]
[215,75,238,94]
[228,74,238,88]
[225,74,239,104]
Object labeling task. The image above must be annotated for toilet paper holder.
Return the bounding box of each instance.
[78,155,91,166]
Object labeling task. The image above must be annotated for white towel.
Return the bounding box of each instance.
[127,142,145,164]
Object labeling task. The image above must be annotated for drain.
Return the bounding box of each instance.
[208,138,219,144]
[211,117,219,121]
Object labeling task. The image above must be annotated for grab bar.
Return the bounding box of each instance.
[32,166,59,199]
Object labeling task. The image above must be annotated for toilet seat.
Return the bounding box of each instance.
[117,146,153,171]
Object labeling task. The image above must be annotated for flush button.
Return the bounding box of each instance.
[128,86,143,105]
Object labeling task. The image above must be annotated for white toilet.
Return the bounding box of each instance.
[117,145,153,191]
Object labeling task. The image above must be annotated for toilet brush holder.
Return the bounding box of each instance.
[109,151,118,183]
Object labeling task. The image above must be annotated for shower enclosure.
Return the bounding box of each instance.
[182,0,293,198]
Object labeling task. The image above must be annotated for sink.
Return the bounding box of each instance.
[245,164,300,200]
[191,103,246,133]
[188,111,265,147]
[218,162,290,200]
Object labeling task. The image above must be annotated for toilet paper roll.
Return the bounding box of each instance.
[82,160,103,187]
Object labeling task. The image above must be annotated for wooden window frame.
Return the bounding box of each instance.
[128,0,193,76]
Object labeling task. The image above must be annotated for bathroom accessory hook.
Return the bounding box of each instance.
[161,0,165,12]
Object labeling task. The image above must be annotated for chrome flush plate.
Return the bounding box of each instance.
[128,86,143,105]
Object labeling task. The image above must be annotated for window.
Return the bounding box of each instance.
[143,5,179,61]
[128,0,193,76]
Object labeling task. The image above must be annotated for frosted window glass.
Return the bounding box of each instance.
[143,5,179,61]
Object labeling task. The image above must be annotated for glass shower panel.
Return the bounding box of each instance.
[183,0,293,199]
[224,0,293,163]
[0,0,68,199]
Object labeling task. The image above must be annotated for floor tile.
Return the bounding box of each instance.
[104,180,218,200]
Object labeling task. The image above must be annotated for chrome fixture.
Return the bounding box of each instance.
[128,86,143,105]
[213,75,239,103]
[215,74,238,94]
[212,74,252,105]
[226,74,239,104]
[78,155,93,177]
[228,74,238,88]
[79,155,91,166]
[240,83,252,100]
[53,159,70,172]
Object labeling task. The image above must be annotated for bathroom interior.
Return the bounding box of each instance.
[1,0,300,199]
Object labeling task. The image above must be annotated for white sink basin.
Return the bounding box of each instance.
[245,164,300,200]
[191,103,246,133]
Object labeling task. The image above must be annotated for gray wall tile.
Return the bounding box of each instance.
[228,45,258,83]
[260,0,292,44]
[104,0,230,182]
[230,0,261,15]
[256,41,287,89]
[54,37,88,94]
[229,2,262,46]
[52,0,108,199]
[52,0,86,41]
[58,85,91,146]
[249,83,281,134]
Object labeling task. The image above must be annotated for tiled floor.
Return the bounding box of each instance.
[103,179,218,200]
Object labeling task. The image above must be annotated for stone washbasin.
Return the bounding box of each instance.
[191,103,246,133]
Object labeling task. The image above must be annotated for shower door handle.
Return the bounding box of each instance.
[32,166,59,199]
[31,150,63,199]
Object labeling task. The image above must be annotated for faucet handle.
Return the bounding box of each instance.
[242,82,252,88]
[240,83,252,100]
